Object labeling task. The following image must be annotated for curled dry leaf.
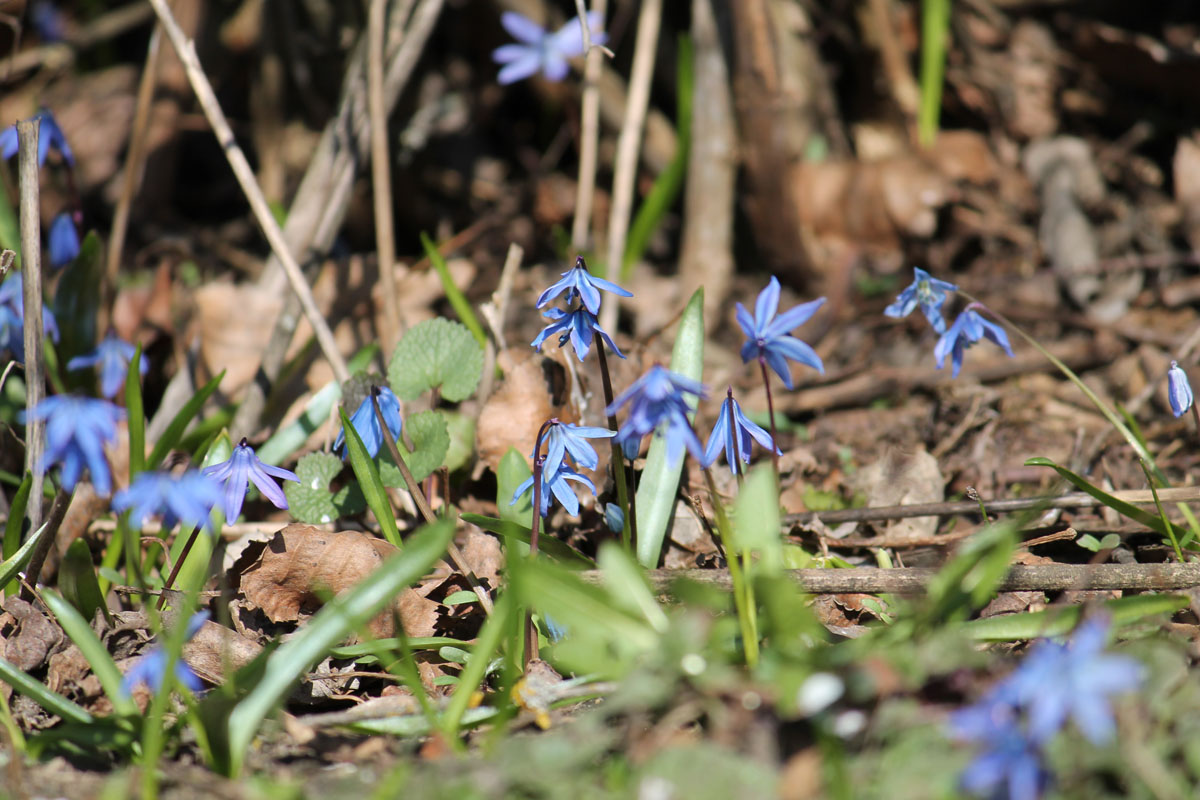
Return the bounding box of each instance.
[2,597,62,672]
[235,523,436,641]
[849,448,945,543]
[476,349,567,473]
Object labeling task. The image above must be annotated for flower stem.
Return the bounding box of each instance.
[702,469,757,667]
[756,356,781,484]
[525,420,554,665]
[158,525,199,609]
[596,344,636,551]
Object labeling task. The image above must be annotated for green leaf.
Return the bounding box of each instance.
[387,317,483,403]
[419,233,488,349]
[598,543,669,633]
[340,408,402,548]
[146,371,225,471]
[460,514,595,568]
[0,510,54,594]
[442,590,479,606]
[224,520,455,775]
[378,410,449,486]
[41,590,137,716]
[126,343,145,478]
[58,539,107,624]
[923,522,1017,624]
[635,288,704,567]
[284,452,367,525]
[2,472,31,595]
[918,0,950,146]
[496,447,532,528]
[50,231,103,375]
[733,465,782,574]
[964,593,1189,640]
[440,410,476,473]
[0,657,92,724]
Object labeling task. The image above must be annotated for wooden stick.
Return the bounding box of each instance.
[17,118,45,539]
[368,0,402,350]
[570,0,607,252]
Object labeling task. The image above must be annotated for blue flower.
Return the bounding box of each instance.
[112,471,223,531]
[202,438,299,524]
[541,420,614,480]
[21,395,123,496]
[510,462,597,517]
[949,701,1047,800]
[120,611,208,696]
[935,306,1014,378]
[701,389,779,475]
[0,272,60,361]
[335,386,403,459]
[537,255,632,315]
[607,365,706,467]
[1007,615,1143,745]
[736,277,825,390]
[492,12,607,85]
[884,267,958,333]
[531,306,625,362]
[47,212,80,268]
[1168,361,1193,418]
[0,109,74,166]
[66,333,148,399]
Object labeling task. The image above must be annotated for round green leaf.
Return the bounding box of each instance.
[388,318,483,402]
[378,410,450,486]
[285,452,366,524]
[440,410,476,473]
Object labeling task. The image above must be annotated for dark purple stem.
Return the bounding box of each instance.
[595,343,635,550]
[757,356,781,483]
[525,419,554,665]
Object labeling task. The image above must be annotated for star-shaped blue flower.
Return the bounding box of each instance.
[492,12,607,85]
[0,109,74,166]
[736,277,825,390]
[531,306,625,362]
[202,438,299,524]
[934,306,1014,378]
[949,700,1047,800]
[112,470,223,531]
[541,420,614,479]
[510,462,597,517]
[1168,361,1193,418]
[47,212,80,269]
[537,255,632,315]
[0,272,60,361]
[884,267,958,333]
[701,389,780,476]
[66,332,148,399]
[121,611,209,696]
[21,395,123,496]
[608,365,706,467]
[335,386,403,459]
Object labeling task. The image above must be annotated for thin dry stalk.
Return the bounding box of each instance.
[369,0,402,350]
[570,0,608,252]
[17,118,44,537]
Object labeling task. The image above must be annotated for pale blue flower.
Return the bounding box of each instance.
[202,439,299,524]
[120,612,208,696]
[536,255,632,315]
[736,276,825,390]
[492,12,607,85]
[884,267,958,333]
[510,462,596,517]
[112,471,223,531]
[541,420,614,480]
[701,390,779,475]
[335,386,403,459]
[532,306,625,361]
[0,109,74,166]
[21,395,123,496]
[935,306,1014,378]
[66,333,148,398]
[608,365,706,467]
[1168,361,1192,417]
[47,212,79,268]
[0,272,59,361]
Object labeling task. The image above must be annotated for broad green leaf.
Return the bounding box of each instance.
[965,594,1188,640]
[225,520,455,775]
[387,317,483,403]
[496,447,532,528]
[378,410,449,486]
[147,371,225,470]
[598,543,669,633]
[419,233,488,349]
[635,288,704,567]
[41,590,137,716]
[733,465,782,574]
[50,231,103,374]
[340,408,402,548]
[441,410,475,473]
[59,539,107,624]
[283,452,367,524]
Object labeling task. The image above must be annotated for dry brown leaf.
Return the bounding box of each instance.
[849,447,945,543]
[476,349,566,472]
[2,597,61,672]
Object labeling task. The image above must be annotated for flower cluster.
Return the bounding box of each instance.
[22,395,123,496]
[532,256,630,363]
[0,272,60,362]
[492,12,607,85]
[886,267,1013,376]
[511,421,614,517]
[949,616,1143,799]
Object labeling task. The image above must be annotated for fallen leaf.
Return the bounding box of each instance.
[2,597,62,672]
[849,447,945,543]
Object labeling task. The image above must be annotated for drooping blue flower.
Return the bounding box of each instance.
[202,438,299,524]
[0,109,74,166]
[532,306,625,362]
[21,395,123,496]
[1168,361,1193,418]
[736,276,825,390]
[47,212,80,268]
[66,333,148,398]
[701,389,780,476]
[334,386,403,459]
[607,365,706,467]
[0,272,60,360]
[541,420,615,481]
[112,470,223,531]
[949,699,1047,800]
[1007,615,1143,745]
[884,267,959,333]
[935,305,1014,378]
[120,611,209,696]
[536,255,632,315]
[510,462,597,517]
[492,12,607,85]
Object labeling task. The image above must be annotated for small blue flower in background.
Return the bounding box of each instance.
[603,503,624,534]
[0,272,60,360]
[113,471,223,531]
[608,365,706,467]
[202,439,299,524]
[736,276,825,390]
[492,12,607,85]
[541,420,614,480]
[47,212,80,269]
[121,611,209,696]
[537,255,632,315]
[511,462,597,517]
[949,701,1046,800]
[884,267,959,333]
[532,306,625,362]
[21,395,123,496]
[30,1,68,44]
[701,389,780,476]
[0,109,74,166]
[335,386,403,459]
[935,306,1014,378]
[1167,361,1192,417]
[66,332,148,398]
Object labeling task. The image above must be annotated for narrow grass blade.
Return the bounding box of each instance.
[440,590,512,737]
[0,513,53,593]
[0,657,92,724]
[41,589,137,715]
[339,408,403,548]
[225,519,454,775]
[598,543,668,633]
[964,593,1188,641]
[146,371,225,471]
[420,232,487,348]
[460,514,595,568]
[58,538,108,624]
[635,288,704,567]
[918,0,950,146]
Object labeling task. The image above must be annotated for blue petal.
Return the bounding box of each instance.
[500,11,546,44]
[754,277,781,331]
